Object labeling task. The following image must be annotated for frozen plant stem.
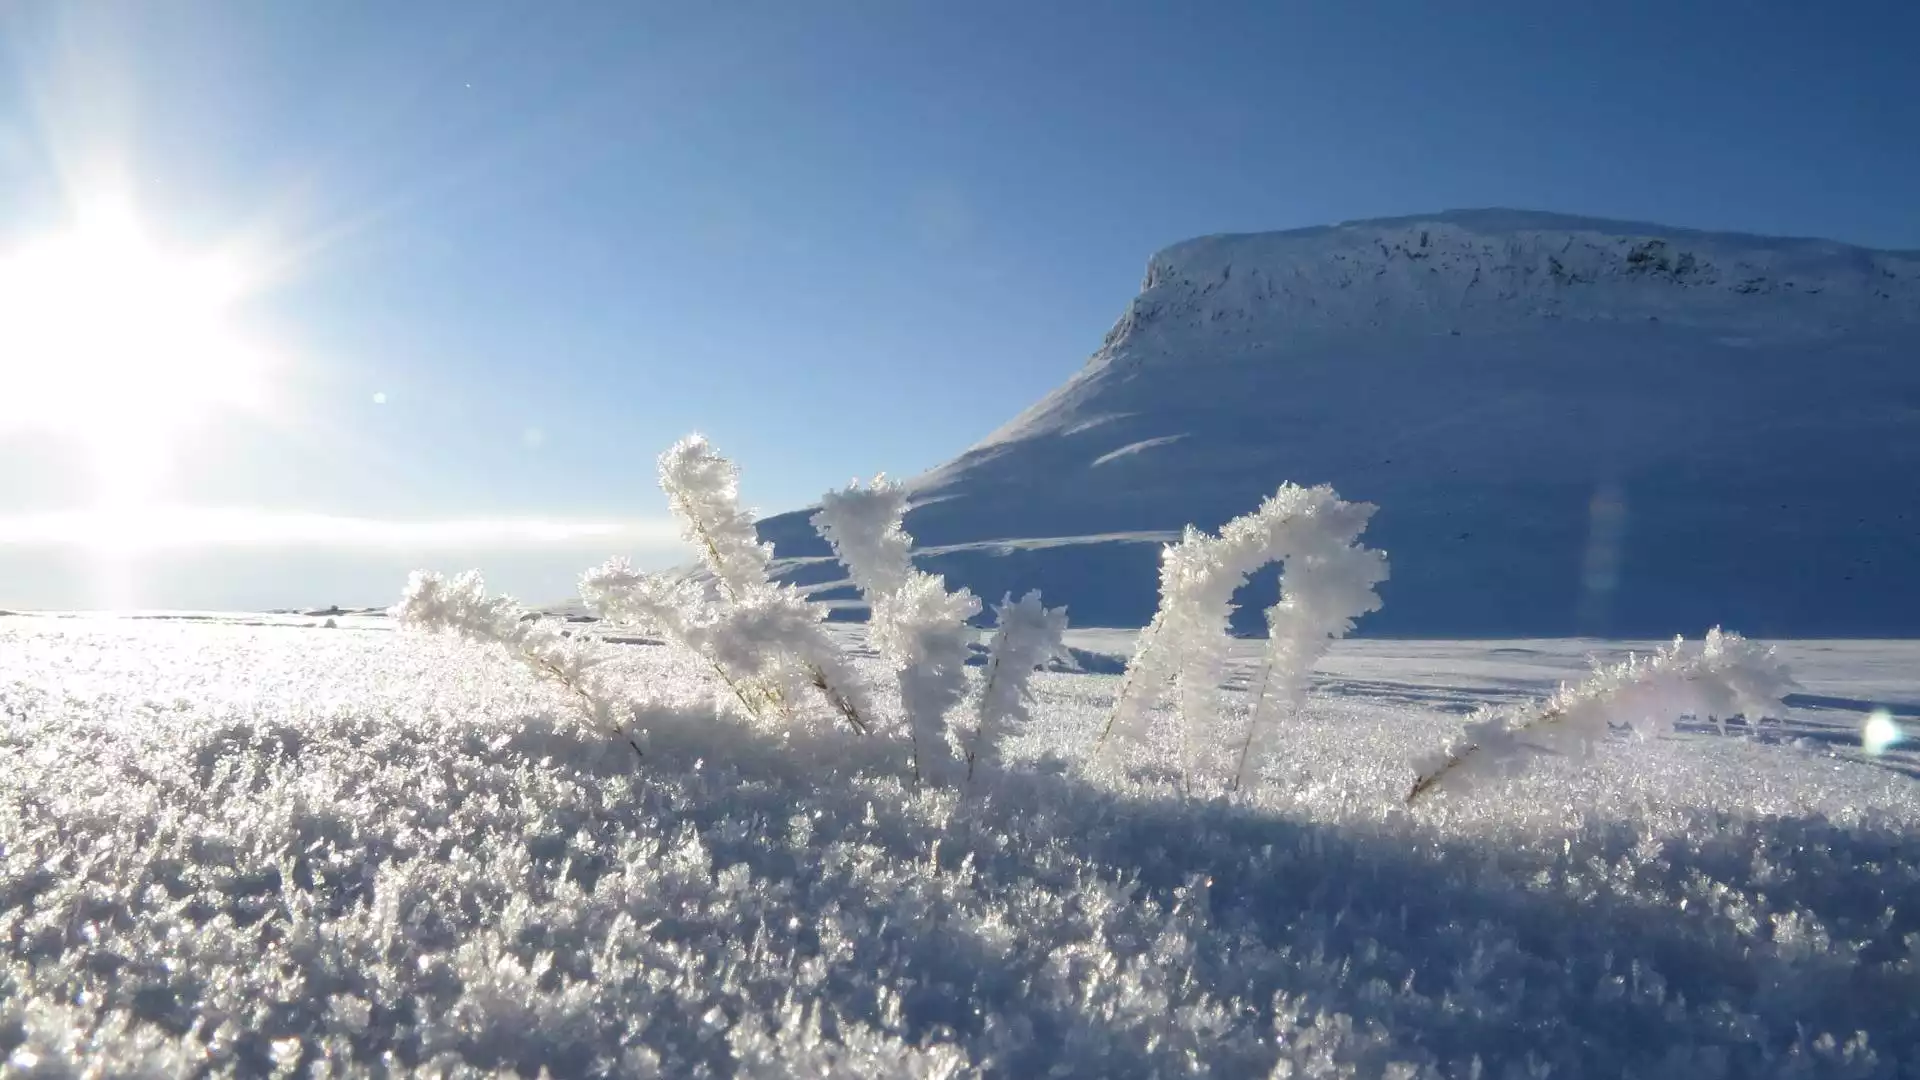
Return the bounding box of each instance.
[1096,612,1165,750]
[391,570,643,760]
[660,435,873,735]
[1405,628,1793,805]
[1229,651,1279,792]
[1101,484,1385,788]
[528,651,646,761]
[965,591,1068,782]
[810,669,871,737]
[965,649,1003,779]
[1404,741,1488,806]
[812,478,979,780]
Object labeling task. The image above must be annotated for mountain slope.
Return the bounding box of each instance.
[761,210,1920,636]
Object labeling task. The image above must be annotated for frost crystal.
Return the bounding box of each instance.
[4,600,1915,1075]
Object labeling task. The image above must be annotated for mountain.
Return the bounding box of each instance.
[760,210,1920,637]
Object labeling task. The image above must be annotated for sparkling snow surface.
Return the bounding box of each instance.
[3,615,1917,1077]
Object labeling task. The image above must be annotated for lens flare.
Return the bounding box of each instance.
[1862,710,1904,756]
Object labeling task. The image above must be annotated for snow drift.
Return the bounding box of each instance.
[757,210,1920,636]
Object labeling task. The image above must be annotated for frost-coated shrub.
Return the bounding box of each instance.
[623,436,876,731]
[1407,627,1796,803]
[656,435,875,733]
[965,590,1069,780]
[579,555,870,730]
[812,478,981,782]
[391,569,643,755]
[393,434,1799,822]
[399,435,874,735]
[1101,483,1387,786]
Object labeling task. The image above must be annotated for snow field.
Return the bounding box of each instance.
[3,617,1918,1077]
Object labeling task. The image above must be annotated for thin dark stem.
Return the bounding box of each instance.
[811,668,870,736]
[528,651,643,760]
[965,651,1006,783]
[1231,654,1279,792]
[1407,705,1568,805]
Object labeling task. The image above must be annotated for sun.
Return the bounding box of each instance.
[0,203,270,503]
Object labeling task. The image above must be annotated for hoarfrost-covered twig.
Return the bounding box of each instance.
[657,434,777,601]
[813,478,980,782]
[965,590,1069,781]
[1405,627,1795,804]
[1100,483,1385,786]
[1233,540,1388,789]
[1097,610,1170,750]
[579,557,872,732]
[391,570,643,758]
[578,558,778,720]
[657,435,873,734]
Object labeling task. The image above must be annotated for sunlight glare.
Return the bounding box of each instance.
[0,202,271,499]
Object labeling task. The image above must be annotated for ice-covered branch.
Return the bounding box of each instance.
[579,558,774,720]
[1101,484,1385,785]
[580,557,872,732]
[657,435,775,601]
[813,478,979,781]
[1405,628,1794,804]
[1234,541,1387,788]
[391,570,642,757]
[656,435,873,734]
[966,590,1069,780]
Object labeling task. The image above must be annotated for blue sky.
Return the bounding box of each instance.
[1,1,1915,609]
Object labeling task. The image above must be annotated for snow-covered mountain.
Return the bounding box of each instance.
[761,210,1920,636]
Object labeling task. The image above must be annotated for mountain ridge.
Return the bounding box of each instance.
[757,210,1920,637]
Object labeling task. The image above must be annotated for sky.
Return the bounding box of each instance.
[0,1,1915,610]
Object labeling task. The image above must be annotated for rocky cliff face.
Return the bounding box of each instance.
[761,210,1920,636]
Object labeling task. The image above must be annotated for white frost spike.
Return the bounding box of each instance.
[812,478,916,599]
[658,433,776,601]
[812,478,980,781]
[1407,627,1795,804]
[1101,483,1385,786]
[653,435,873,734]
[1236,540,1388,788]
[391,570,642,756]
[967,590,1069,779]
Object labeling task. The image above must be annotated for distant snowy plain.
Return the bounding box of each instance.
[3,613,1917,1077]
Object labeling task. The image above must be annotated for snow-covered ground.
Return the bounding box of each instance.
[3,613,1917,1076]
